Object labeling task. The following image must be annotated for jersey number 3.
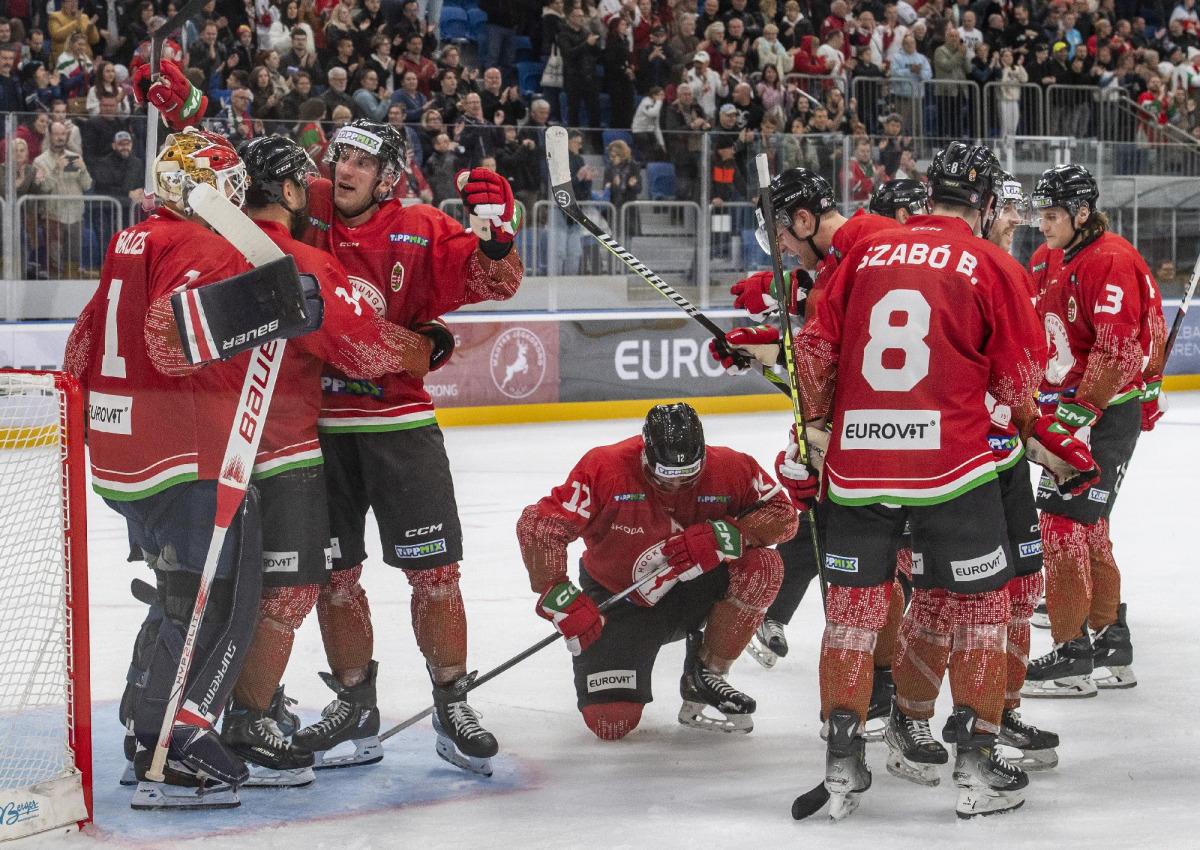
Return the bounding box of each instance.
[862,289,931,392]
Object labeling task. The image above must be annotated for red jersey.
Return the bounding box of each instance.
[1031,232,1156,407]
[988,252,1043,468]
[531,437,787,605]
[66,214,252,500]
[304,180,522,432]
[806,210,900,320]
[798,214,1045,505]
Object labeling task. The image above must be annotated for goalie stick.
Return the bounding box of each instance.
[755,154,826,606]
[544,126,792,400]
[145,182,293,782]
[379,485,785,744]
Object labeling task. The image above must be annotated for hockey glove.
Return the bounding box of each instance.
[730,269,808,321]
[1029,400,1102,496]
[1140,378,1166,432]
[536,580,604,656]
[708,336,754,375]
[662,520,742,582]
[775,430,820,512]
[457,167,521,248]
[416,319,455,371]
[133,59,208,129]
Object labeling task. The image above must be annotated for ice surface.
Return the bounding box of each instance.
[63,397,1200,849]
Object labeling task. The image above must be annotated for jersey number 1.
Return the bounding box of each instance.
[101,279,127,379]
[862,289,931,392]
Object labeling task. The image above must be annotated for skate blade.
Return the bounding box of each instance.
[131,780,240,810]
[1020,675,1098,699]
[885,748,941,787]
[120,760,137,787]
[312,736,383,770]
[435,735,494,777]
[677,700,753,734]
[1094,665,1137,689]
[861,715,886,743]
[998,745,1058,772]
[744,639,778,670]
[956,786,1025,819]
[827,789,863,822]
[242,763,316,788]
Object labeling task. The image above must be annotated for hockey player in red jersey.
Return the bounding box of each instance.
[219,135,458,786]
[64,129,283,809]
[288,120,523,776]
[516,404,797,739]
[1022,165,1167,697]
[785,143,1093,819]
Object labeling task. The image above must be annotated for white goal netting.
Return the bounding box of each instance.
[0,373,77,794]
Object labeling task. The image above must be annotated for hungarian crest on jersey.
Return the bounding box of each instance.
[390,261,405,292]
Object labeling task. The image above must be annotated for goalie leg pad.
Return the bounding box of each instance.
[821,583,891,725]
[1005,573,1043,708]
[893,589,951,718]
[317,565,373,680]
[405,563,468,682]
[1040,512,1092,643]
[232,585,319,710]
[947,590,1009,731]
[1086,518,1121,632]
[582,702,644,740]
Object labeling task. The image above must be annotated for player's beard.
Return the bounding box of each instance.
[289,208,310,240]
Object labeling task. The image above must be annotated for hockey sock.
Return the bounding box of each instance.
[820,583,890,725]
[317,565,373,685]
[405,563,467,684]
[704,548,783,671]
[581,702,644,740]
[1041,512,1092,644]
[873,576,906,670]
[1004,572,1043,709]
[891,589,951,719]
[232,584,319,710]
[1086,518,1121,632]
[947,590,1009,731]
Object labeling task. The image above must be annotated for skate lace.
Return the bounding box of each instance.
[987,747,1024,781]
[699,668,741,701]
[762,620,786,642]
[252,717,288,750]
[904,715,938,747]
[309,698,352,736]
[447,701,487,741]
[1004,710,1034,736]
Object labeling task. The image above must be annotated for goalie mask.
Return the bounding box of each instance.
[154,127,247,215]
[642,403,706,492]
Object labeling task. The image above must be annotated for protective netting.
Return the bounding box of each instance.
[0,373,75,792]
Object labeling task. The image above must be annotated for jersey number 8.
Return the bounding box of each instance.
[861,289,931,392]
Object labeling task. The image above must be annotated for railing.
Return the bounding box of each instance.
[14,195,122,281]
[982,81,1044,139]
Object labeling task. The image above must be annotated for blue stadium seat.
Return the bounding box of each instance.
[516,61,544,96]
[440,7,469,41]
[442,0,465,6]
[647,162,676,200]
[467,9,489,43]
[514,35,533,62]
[602,129,634,150]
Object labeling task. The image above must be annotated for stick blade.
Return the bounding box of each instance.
[791,783,831,820]
[546,126,573,198]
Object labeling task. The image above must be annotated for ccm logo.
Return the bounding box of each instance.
[405,523,443,538]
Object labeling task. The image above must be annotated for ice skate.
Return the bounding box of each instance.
[222,704,315,788]
[1021,626,1097,698]
[824,709,871,821]
[432,670,499,777]
[120,722,137,787]
[268,684,301,738]
[745,618,788,669]
[863,667,894,742]
[293,660,383,770]
[1030,598,1050,629]
[884,703,947,787]
[946,706,1027,819]
[678,631,755,734]
[1092,603,1136,689]
[130,726,247,810]
[997,708,1059,771]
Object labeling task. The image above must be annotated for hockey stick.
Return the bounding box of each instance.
[142,0,208,206]
[544,126,792,400]
[755,154,826,606]
[146,182,290,782]
[1164,252,1200,365]
[379,485,785,743]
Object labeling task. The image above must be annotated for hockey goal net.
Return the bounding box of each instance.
[0,371,90,840]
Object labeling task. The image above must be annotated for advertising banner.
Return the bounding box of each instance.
[427,321,559,407]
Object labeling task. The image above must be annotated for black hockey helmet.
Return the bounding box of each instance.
[756,168,836,260]
[868,178,930,219]
[1032,164,1098,218]
[642,403,706,489]
[926,141,1000,211]
[239,135,317,207]
[324,119,409,203]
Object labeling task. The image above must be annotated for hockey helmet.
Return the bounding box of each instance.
[642,403,706,490]
[154,127,246,214]
[868,178,930,219]
[1031,164,1098,218]
[239,135,318,208]
[324,119,409,194]
[926,142,1000,211]
[755,168,836,255]
[994,171,1032,225]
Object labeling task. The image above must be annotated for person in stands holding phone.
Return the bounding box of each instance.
[33,120,92,279]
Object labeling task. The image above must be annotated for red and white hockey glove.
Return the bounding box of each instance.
[133,59,208,129]
[1140,378,1166,432]
[775,431,820,512]
[731,269,807,321]
[662,520,742,582]
[1029,399,1102,496]
[457,167,521,245]
[536,580,604,655]
[711,323,784,376]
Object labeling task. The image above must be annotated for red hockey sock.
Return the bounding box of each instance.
[233,585,319,709]
[820,584,890,725]
[1041,513,1092,643]
[405,564,467,683]
[946,590,1009,731]
[891,589,951,719]
[582,702,644,740]
[1087,518,1121,632]
[873,577,906,670]
[1005,572,1042,710]
[317,565,374,684]
[703,548,783,672]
